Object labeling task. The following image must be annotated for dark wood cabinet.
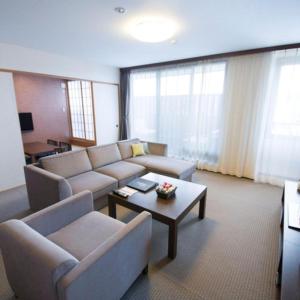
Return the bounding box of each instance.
[279,181,300,300]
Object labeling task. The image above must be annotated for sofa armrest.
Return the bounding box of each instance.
[143,141,168,156]
[57,211,152,300]
[24,165,72,211]
[22,191,94,236]
[0,220,78,300]
[0,185,30,222]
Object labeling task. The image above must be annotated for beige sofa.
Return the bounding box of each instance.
[0,185,30,223]
[24,138,196,211]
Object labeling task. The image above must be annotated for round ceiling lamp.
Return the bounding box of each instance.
[130,17,178,43]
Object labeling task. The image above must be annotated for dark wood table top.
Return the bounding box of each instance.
[23,142,57,156]
[49,137,71,144]
[110,173,207,223]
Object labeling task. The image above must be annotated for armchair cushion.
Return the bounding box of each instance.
[87,143,122,169]
[47,211,124,260]
[57,211,152,300]
[67,171,118,200]
[95,161,146,187]
[40,149,92,178]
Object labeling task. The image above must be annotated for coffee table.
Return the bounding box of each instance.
[108,172,207,259]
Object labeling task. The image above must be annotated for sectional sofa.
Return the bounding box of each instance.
[24,138,196,211]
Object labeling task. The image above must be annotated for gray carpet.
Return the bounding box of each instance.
[0,171,282,300]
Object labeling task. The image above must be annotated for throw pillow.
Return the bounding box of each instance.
[142,142,150,154]
[131,143,145,157]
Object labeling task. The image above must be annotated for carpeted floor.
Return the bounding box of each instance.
[0,171,282,300]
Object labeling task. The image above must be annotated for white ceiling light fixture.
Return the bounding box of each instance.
[130,16,178,43]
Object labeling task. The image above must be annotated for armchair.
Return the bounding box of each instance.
[0,191,152,300]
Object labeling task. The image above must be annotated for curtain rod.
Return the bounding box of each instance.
[121,42,300,72]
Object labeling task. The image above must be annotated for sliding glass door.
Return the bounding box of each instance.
[129,62,226,164]
[256,50,300,184]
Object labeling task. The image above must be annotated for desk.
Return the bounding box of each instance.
[49,137,71,144]
[24,142,57,163]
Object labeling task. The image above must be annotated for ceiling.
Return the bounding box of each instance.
[0,0,300,68]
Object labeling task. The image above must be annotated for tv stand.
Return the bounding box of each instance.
[278,181,300,300]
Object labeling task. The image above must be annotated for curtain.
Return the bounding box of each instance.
[216,53,272,178]
[130,61,226,166]
[119,69,131,140]
[255,49,300,185]
[129,49,300,186]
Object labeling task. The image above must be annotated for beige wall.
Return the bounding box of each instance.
[14,73,70,144]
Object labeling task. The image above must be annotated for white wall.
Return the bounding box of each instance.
[93,82,120,145]
[0,43,119,84]
[0,72,26,191]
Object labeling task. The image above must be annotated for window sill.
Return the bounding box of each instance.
[70,138,96,148]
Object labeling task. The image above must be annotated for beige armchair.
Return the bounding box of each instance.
[0,191,152,300]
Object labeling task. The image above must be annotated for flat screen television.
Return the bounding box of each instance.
[19,112,34,131]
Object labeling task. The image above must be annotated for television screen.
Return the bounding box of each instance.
[19,112,34,131]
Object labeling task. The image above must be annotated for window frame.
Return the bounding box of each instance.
[66,80,97,147]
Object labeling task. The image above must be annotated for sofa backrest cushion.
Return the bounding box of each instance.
[117,138,140,159]
[40,150,92,178]
[87,143,122,169]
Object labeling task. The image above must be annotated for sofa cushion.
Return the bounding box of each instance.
[47,211,124,260]
[126,155,196,179]
[40,150,92,178]
[67,171,118,200]
[117,138,140,159]
[95,161,147,187]
[87,143,121,169]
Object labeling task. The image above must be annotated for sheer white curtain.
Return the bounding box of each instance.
[129,49,300,186]
[130,61,226,167]
[255,49,300,185]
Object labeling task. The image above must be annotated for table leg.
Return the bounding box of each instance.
[108,198,116,219]
[199,190,207,219]
[168,223,178,259]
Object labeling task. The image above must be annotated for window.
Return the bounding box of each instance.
[129,62,226,162]
[67,80,96,146]
[255,51,300,184]
[272,62,300,136]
